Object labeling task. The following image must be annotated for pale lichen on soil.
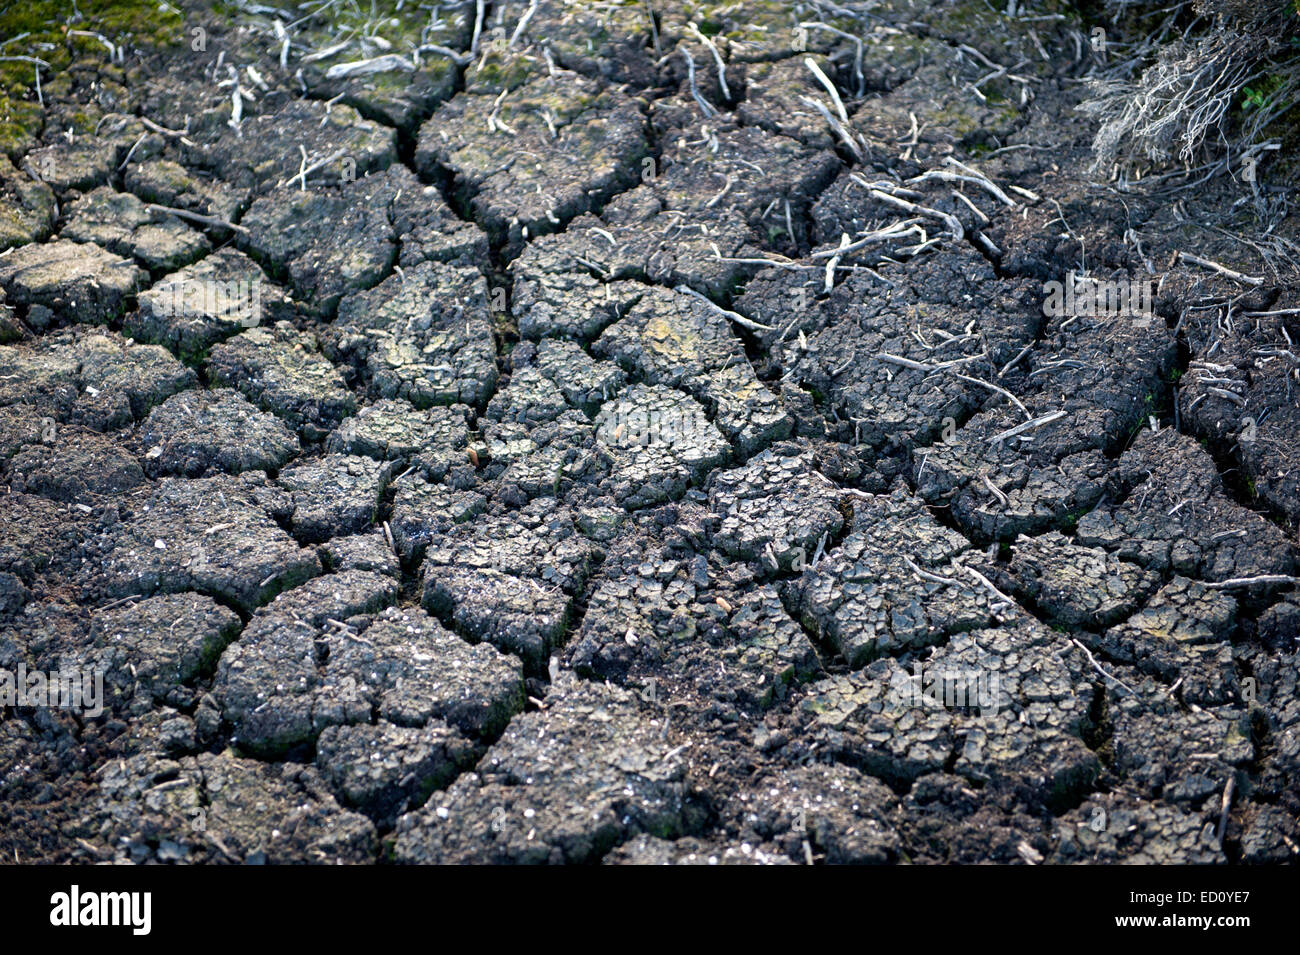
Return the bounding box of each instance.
[0,0,1297,865]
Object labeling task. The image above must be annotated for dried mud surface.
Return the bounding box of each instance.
[1,0,1297,865]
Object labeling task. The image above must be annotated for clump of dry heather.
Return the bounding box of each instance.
[1081,0,1299,174]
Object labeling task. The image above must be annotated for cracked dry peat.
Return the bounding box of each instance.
[0,0,1298,866]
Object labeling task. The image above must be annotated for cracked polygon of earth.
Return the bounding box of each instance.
[758,268,1039,453]
[420,499,597,667]
[258,0,465,119]
[1180,319,1300,525]
[1257,597,1300,658]
[951,631,1102,810]
[239,175,395,317]
[572,502,626,542]
[326,398,470,479]
[0,339,78,419]
[796,484,991,668]
[566,513,718,686]
[918,416,1112,542]
[1094,576,1239,706]
[1000,531,1161,630]
[7,426,144,501]
[1027,314,1179,445]
[90,471,321,614]
[593,383,730,510]
[532,338,626,415]
[735,55,839,150]
[490,0,657,88]
[595,287,790,454]
[808,170,896,251]
[484,410,610,502]
[0,155,56,251]
[817,25,930,94]
[298,45,460,136]
[207,322,356,442]
[717,585,822,710]
[61,186,210,273]
[136,388,300,478]
[656,2,828,62]
[1107,676,1253,805]
[486,364,569,427]
[509,235,648,339]
[741,247,1003,327]
[1051,794,1225,864]
[332,259,497,410]
[653,121,839,238]
[336,605,524,737]
[390,477,487,563]
[92,750,376,863]
[393,673,688,864]
[212,570,401,755]
[25,117,144,194]
[278,453,394,543]
[710,450,844,574]
[1240,805,1300,864]
[316,721,480,829]
[415,70,648,248]
[1076,427,1295,583]
[319,531,400,579]
[389,172,489,268]
[605,198,757,300]
[122,158,247,226]
[889,0,1064,71]
[849,46,1025,155]
[244,569,399,632]
[915,314,1177,540]
[0,493,87,584]
[506,119,839,302]
[803,618,1098,804]
[0,239,144,326]
[570,525,818,712]
[128,248,294,361]
[77,329,198,427]
[86,593,241,710]
[0,329,196,431]
[1248,649,1300,812]
[731,763,904,865]
[185,99,395,193]
[132,71,235,138]
[216,594,523,757]
[241,165,485,317]
[456,43,543,97]
[988,186,1130,283]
